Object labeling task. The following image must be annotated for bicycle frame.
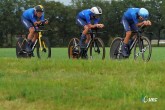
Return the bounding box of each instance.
[129,35,138,52]
[86,32,95,49]
[68,28,105,59]
[131,31,148,58]
[38,31,44,51]
[31,31,47,52]
[17,38,27,50]
[16,26,51,58]
[117,31,142,58]
[118,28,148,58]
[134,34,147,58]
[111,24,151,61]
[85,31,102,54]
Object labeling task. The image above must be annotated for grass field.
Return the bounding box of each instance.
[0,47,165,110]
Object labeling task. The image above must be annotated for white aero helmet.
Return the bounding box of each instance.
[90,6,102,15]
[138,8,149,20]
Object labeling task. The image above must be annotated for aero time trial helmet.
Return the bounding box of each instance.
[90,6,102,15]
[34,5,44,12]
[138,8,149,20]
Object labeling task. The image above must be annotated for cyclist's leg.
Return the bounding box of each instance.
[21,16,35,52]
[128,23,138,47]
[121,16,132,57]
[76,17,89,58]
[30,32,40,57]
[85,34,91,44]
[76,16,89,47]
[32,32,38,47]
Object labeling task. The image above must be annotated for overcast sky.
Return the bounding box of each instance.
[52,0,72,5]
[49,0,112,5]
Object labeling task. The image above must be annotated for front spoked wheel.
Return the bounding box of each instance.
[36,37,51,59]
[68,38,80,59]
[134,36,152,62]
[89,37,105,60]
[110,37,124,60]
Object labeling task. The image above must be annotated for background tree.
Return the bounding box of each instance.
[0,0,164,47]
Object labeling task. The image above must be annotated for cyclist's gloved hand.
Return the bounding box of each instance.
[96,24,104,28]
[34,21,42,26]
[41,19,49,24]
[44,18,49,22]
[146,20,151,25]
[35,19,49,26]
[44,19,49,24]
[143,20,151,26]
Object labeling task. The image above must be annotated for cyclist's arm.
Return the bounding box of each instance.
[85,15,97,29]
[86,24,96,28]
[94,18,100,24]
[30,14,37,26]
[40,13,45,21]
[136,22,144,27]
[32,13,48,26]
[94,18,104,28]
[40,13,49,24]
[31,17,41,26]
[143,20,152,26]
[131,13,139,27]
[84,14,103,28]
[29,13,39,26]
[86,24,104,29]
[136,20,152,27]
[33,21,42,26]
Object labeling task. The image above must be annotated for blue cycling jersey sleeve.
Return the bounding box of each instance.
[94,18,100,24]
[40,13,44,21]
[131,12,138,24]
[30,13,37,23]
[85,14,91,24]
[78,9,99,24]
[124,8,140,24]
[78,9,91,24]
[23,8,44,23]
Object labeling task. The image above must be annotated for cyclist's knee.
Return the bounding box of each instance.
[82,25,90,35]
[84,25,90,30]
[34,32,38,36]
[29,27,35,33]
[33,33,39,38]
[126,31,132,37]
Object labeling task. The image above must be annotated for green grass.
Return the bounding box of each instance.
[0,48,165,110]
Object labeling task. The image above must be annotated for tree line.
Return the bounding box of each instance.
[0,0,164,47]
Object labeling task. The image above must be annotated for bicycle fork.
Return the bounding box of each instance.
[135,40,148,58]
[38,32,46,51]
[93,40,100,53]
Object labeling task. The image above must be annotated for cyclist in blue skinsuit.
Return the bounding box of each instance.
[76,6,104,58]
[121,8,151,57]
[21,5,48,52]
